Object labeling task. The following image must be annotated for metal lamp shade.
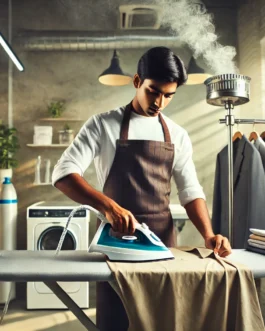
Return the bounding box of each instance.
[204,74,251,106]
[98,50,132,86]
[186,56,211,85]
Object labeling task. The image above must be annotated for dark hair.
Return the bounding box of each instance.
[137,47,188,86]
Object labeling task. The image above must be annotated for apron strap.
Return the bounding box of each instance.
[120,103,172,143]
[120,104,132,140]
[158,112,171,143]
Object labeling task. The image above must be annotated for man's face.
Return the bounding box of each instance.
[133,75,177,117]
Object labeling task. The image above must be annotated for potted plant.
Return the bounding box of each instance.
[58,124,74,145]
[47,101,65,118]
[0,124,20,182]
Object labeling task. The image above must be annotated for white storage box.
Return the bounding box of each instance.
[33,126,53,145]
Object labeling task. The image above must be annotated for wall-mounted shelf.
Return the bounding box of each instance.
[27,144,69,148]
[40,118,84,122]
[26,182,52,188]
[32,183,52,186]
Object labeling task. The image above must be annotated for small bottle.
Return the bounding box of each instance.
[0,177,17,303]
[34,155,41,185]
[45,159,51,184]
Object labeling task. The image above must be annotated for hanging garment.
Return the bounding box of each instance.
[96,103,176,331]
[212,135,265,248]
[107,247,265,331]
[254,136,265,170]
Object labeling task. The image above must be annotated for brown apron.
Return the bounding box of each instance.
[96,103,176,331]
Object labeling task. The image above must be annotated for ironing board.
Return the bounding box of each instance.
[0,249,264,331]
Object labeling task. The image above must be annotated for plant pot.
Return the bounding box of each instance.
[0,169,13,183]
[58,130,74,145]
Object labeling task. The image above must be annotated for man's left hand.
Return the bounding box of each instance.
[205,234,232,257]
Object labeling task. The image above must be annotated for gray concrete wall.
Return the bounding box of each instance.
[0,1,9,124]
[0,0,238,299]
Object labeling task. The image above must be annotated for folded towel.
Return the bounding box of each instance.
[249,228,265,237]
[249,234,265,242]
[248,239,265,247]
[248,240,265,250]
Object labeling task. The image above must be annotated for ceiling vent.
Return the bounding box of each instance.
[119,5,161,30]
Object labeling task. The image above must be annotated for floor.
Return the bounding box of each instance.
[1,280,265,330]
[0,282,97,331]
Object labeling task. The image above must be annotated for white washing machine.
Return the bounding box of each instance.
[27,201,89,309]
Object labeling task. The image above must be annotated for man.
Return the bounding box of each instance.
[52,47,231,331]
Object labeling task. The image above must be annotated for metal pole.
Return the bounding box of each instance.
[225,101,234,246]
[8,0,13,128]
[219,119,265,124]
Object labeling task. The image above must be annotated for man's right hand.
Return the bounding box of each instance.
[103,200,139,235]
[54,174,138,235]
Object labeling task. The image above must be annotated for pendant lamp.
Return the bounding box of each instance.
[98,50,132,86]
[186,56,210,85]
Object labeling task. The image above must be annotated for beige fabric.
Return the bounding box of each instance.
[250,234,265,242]
[107,247,265,331]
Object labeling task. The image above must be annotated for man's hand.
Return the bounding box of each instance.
[205,234,232,257]
[54,174,138,234]
[104,200,139,235]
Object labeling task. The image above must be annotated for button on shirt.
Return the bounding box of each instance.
[52,106,205,206]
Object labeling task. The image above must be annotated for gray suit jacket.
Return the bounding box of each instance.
[212,135,265,248]
[254,137,265,170]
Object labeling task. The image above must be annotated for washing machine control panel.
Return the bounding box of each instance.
[28,209,87,218]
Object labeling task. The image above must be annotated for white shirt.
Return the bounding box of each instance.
[52,105,205,206]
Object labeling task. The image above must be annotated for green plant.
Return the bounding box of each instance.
[63,123,71,131]
[0,124,20,169]
[47,101,65,118]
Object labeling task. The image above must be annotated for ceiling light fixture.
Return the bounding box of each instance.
[98,50,132,86]
[0,32,24,71]
[186,56,211,85]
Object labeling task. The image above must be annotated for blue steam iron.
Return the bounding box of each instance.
[88,208,174,262]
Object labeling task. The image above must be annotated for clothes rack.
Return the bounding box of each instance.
[219,103,265,247]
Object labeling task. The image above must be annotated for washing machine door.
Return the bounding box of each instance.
[36,225,80,294]
[37,226,76,250]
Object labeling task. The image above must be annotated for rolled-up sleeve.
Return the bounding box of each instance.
[52,115,101,186]
[172,131,206,206]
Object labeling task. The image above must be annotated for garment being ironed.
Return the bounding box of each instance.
[107,247,265,331]
[96,103,177,331]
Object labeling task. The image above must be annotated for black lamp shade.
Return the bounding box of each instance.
[186,56,210,85]
[98,50,132,86]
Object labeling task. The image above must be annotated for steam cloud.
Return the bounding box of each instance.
[155,0,238,75]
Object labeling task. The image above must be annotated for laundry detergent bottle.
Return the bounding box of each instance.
[0,176,17,303]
